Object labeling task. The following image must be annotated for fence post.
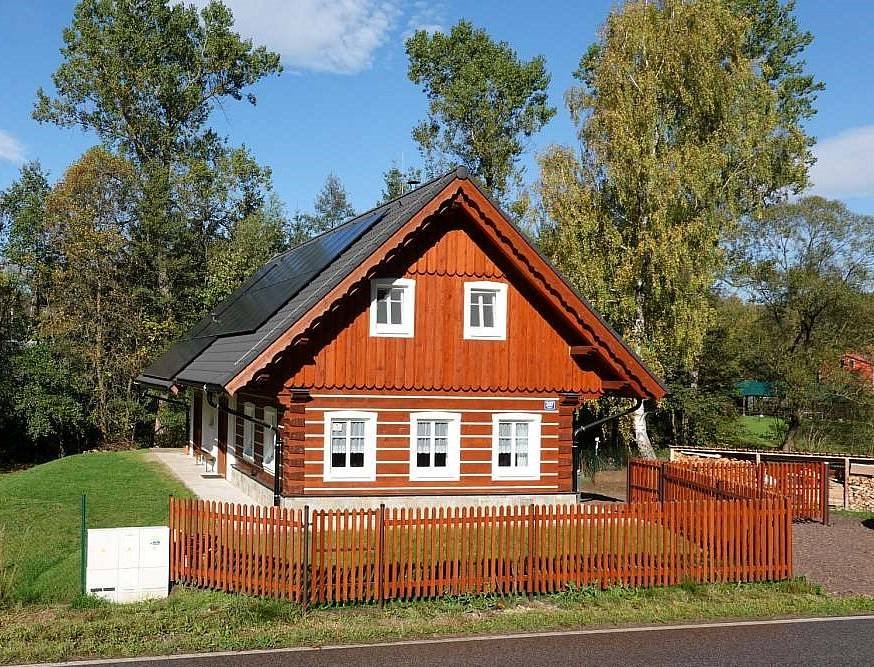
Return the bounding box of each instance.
[822,463,831,526]
[658,462,665,503]
[626,462,632,502]
[526,504,536,600]
[301,505,310,610]
[80,494,87,596]
[756,464,765,499]
[376,503,386,608]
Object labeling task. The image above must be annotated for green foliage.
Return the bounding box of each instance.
[538,0,818,453]
[9,343,91,458]
[201,196,289,310]
[312,173,355,231]
[33,0,282,165]
[406,20,555,201]
[286,173,356,243]
[380,164,422,203]
[728,196,874,450]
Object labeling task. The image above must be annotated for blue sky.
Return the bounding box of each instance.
[2,0,874,215]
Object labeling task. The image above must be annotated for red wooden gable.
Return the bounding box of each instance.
[226,176,666,400]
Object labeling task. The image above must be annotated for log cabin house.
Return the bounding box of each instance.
[138,167,666,509]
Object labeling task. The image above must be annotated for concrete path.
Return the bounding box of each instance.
[149,448,258,505]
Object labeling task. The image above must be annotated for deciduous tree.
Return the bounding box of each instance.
[728,196,874,450]
[538,0,811,456]
[406,20,555,202]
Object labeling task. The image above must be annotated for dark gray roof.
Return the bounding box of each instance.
[138,168,461,389]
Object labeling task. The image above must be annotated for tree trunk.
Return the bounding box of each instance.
[630,279,656,458]
[633,402,657,459]
[781,409,801,452]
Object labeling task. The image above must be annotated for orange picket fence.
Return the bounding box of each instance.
[169,494,792,605]
[627,459,829,524]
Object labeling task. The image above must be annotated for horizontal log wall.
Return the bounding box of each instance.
[284,392,571,495]
[169,495,793,605]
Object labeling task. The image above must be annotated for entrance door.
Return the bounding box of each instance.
[202,397,218,472]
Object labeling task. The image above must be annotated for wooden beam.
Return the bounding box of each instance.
[601,380,631,392]
[570,345,597,357]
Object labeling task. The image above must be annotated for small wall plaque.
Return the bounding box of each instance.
[543,399,557,412]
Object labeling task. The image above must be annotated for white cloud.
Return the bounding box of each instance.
[0,129,24,163]
[187,0,401,74]
[404,1,446,37]
[809,125,874,199]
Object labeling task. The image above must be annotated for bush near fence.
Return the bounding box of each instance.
[627,459,830,524]
[169,490,793,605]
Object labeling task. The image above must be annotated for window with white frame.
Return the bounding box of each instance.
[323,411,377,481]
[263,406,277,473]
[409,412,461,481]
[370,278,415,337]
[464,281,507,340]
[491,413,541,480]
[242,402,255,461]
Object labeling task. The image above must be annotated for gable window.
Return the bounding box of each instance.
[242,402,255,462]
[464,281,507,340]
[409,412,461,481]
[263,406,277,473]
[370,278,415,337]
[323,411,377,481]
[491,413,541,480]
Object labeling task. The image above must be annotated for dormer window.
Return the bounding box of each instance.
[370,278,415,337]
[464,281,507,340]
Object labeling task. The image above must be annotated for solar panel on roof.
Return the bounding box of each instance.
[193,211,385,339]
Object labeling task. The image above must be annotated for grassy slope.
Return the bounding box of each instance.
[0,450,191,602]
[733,416,784,448]
[1,581,873,664]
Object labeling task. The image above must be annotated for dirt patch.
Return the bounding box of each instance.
[579,468,627,502]
[793,514,874,596]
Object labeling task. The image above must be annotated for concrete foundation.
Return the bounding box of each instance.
[227,466,274,506]
[280,492,578,511]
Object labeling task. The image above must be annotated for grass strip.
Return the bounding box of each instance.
[1,579,873,664]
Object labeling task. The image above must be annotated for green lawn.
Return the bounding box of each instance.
[733,415,785,448]
[0,450,191,603]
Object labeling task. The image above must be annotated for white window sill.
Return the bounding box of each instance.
[491,470,541,481]
[465,330,506,341]
[409,471,460,482]
[323,472,377,483]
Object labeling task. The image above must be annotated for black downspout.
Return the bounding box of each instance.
[572,398,644,494]
[205,389,284,507]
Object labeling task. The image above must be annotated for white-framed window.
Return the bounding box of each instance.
[242,402,255,461]
[409,412,461,481]
[323,411,377,481]
[369,278,415,337]
[491,413,541,480]
[263,406,277,473]
[464,281,508,340]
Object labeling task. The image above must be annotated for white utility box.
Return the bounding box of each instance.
[86,526,170,603]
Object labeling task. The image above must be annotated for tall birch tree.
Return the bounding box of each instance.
[538,0,811,456]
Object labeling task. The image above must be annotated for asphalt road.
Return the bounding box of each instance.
[31,616,874,667]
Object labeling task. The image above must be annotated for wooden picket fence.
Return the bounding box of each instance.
[627,459,830,524]
[169,494,792,605]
